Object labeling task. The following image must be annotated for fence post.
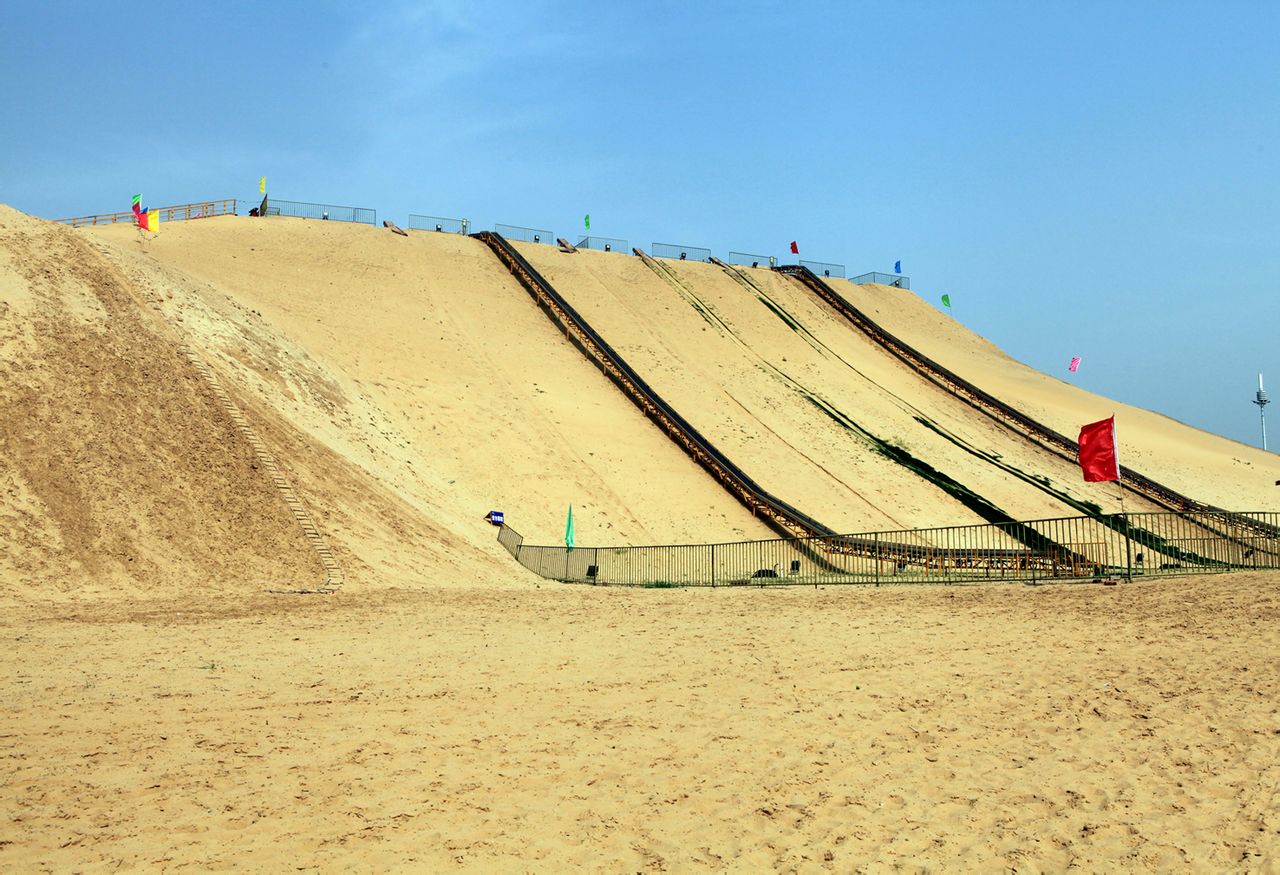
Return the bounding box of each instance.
[710,544,716,587]
[1122,513,1133,581]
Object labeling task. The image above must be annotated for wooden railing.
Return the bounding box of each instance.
[56,198,238,228]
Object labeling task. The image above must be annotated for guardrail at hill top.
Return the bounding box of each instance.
[853,271,911,289]
[266,199,376,224]
[57,199,239,227]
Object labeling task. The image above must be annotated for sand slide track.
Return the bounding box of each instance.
[472,231,837,544]
[776,264,1279,540]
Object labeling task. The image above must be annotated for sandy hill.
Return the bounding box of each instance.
[2,207,1277,598]
[517,246,1186,532]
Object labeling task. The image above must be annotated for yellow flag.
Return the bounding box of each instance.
[147,209,160,232]
[259,176,266,194]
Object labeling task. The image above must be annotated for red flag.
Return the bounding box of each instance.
[789,241,799,254]
[1078,416,1119,482]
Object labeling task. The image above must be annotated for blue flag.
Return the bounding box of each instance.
[894,260,901,274]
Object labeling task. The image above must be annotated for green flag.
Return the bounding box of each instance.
[584,214,590,230]
[131,194,141,206]
[941,294,951,308]
[564,504,575,551]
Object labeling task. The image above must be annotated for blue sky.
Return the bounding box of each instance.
[3,1,1277,448]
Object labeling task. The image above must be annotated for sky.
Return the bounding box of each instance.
[3,0,1277,449]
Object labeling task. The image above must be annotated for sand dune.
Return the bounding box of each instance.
[6,207,1276,592]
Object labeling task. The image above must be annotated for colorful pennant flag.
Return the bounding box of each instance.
[941,293,951,308]
[790,241,799,254]
[1078,416,1119,482]
[1069,356,1082,373]
[894,260,902,273]
[259,176,266,194]
[564,504,575,551]
[584,214,590,230]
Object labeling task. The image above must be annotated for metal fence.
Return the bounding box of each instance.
[57,198,239,227]
[652,242,712,262]
[853,271,911,289]
[268,199,376,224]
[498,510,1280,587]
[496,223,554,244]
[728,251,776,268]
[577,236,628,253]
[800,259,846,278]
[409,214,469,234]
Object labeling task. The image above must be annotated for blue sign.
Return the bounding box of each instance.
[484,510,505,526]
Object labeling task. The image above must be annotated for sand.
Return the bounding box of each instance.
[4,573,1279,870]
[5,207,1280,869]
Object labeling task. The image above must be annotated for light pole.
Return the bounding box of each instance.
[1255,373,1270,451]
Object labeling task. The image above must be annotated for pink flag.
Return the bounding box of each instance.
[1068,356,1081,373]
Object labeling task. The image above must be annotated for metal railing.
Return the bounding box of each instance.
[799,259,846,278]
[652,242,712,262]
[728,251,776,268]
[495,223,554,244]
[409,214,469,234]
[577,235,629,253]
[268,199,375,224]
[57,198,238,227]
[853,271,911,289]
[499,510,1280,587]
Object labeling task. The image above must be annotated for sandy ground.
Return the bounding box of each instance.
[5,572,1279,871]
[5,208,1280,870]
